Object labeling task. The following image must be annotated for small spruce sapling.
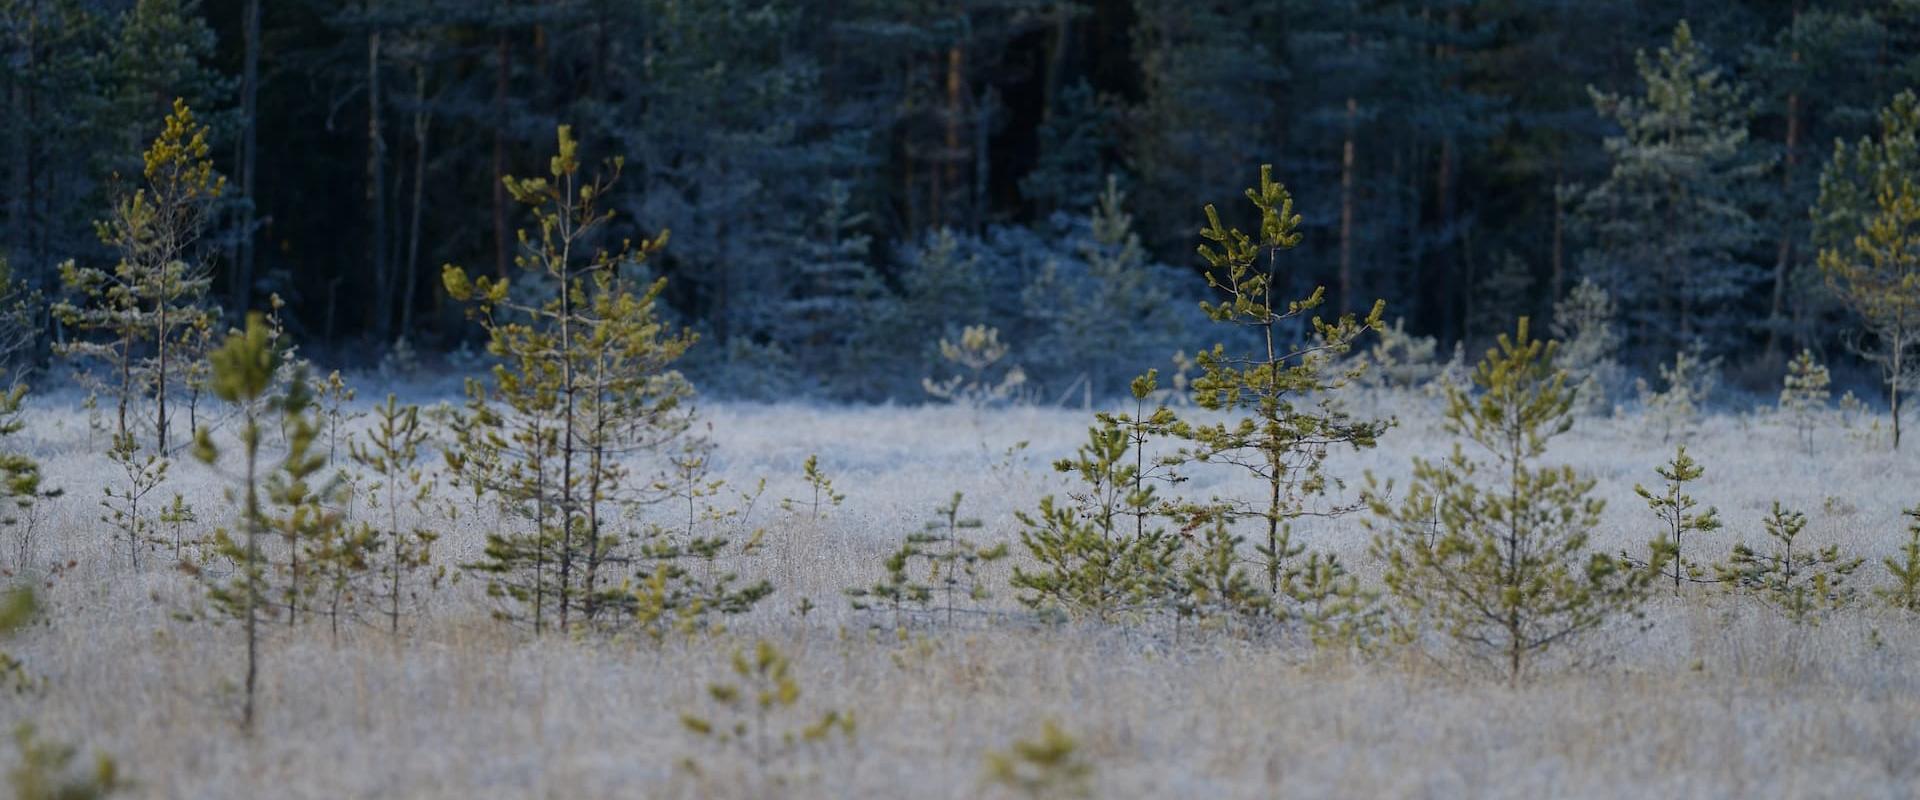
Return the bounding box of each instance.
[1719,502,1863,623]
[981,720,1094,800]
[1629,445,1722,593]
[1635,345,1720,442]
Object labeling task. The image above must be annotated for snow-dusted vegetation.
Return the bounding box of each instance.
[3,387,1919,798]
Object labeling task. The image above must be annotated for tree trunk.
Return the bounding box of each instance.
[235,0,261,312]
[367,18,391,340]
[402,67,430,340]
[1339,96,1357,315]
[1766,48,1804,362]
[492,25,512,279]
[941,42,966,229]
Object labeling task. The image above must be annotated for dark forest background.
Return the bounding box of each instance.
[3,0,1917,402]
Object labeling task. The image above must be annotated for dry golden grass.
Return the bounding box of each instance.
[4,390,1919,798]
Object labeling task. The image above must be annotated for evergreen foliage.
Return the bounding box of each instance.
[981,720,1093,800]
[1814,90,1920,450]
[1631,446,1722,593]
[188,312,312,730]
[1718,502,1862,623]
[678,639,854,790]
[1577,22,1766,358]
[444,126,698,633]
[1011,374,1180,619]
[1369,319,1657,683]
[1778,348,1832,453]
[1635,346,1721,442]
[780,455,844,521]
[347,394,441,635]
[1877,506,1920,612]
[1549,279,1624,415]
[1165,165,1388,599]
[55,98,223,455]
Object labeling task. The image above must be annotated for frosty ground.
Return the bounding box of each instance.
[5,388,1919,799]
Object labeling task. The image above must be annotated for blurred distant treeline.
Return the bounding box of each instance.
[3,0,1916,401]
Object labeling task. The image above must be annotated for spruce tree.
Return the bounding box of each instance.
[1813,90,1920,450]
[778,182,885,391]
[1021,177,1176,399]
[1369,319,1657,683]
[1577,21,1766,358]
[444,125,698,632]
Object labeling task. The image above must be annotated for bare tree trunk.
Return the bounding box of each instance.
[941,43,966,228]
[402,67,430,340]
[492,24,512,279]
[1339,96,1357,314]
[1766,81,1803,360]
[235,0,261,312]
[367,16,391,340]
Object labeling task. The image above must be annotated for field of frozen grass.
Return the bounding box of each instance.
[5,386,1920,798]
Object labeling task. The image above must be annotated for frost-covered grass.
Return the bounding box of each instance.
[5,388,1920,798]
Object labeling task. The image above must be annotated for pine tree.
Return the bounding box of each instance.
[444,125,698,632]
[188,313,297,730]
[1167,165,1389,601]
[1878,506,1920,612]
[677,639,854,791]
[1718,502,1862,623]
[1631,445,1721,593]
[348,394,440,635]
[1778,348,1831,454]
[1814,90,1920,450]
[1369,319,1657,684]
[1577,21,1766,358]
[779,455,844,521]
[981,720,1093,800]
[1011,375,1181,620]
[55,98,223,455]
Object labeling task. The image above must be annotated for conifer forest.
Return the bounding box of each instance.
[5,1,1920,797]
